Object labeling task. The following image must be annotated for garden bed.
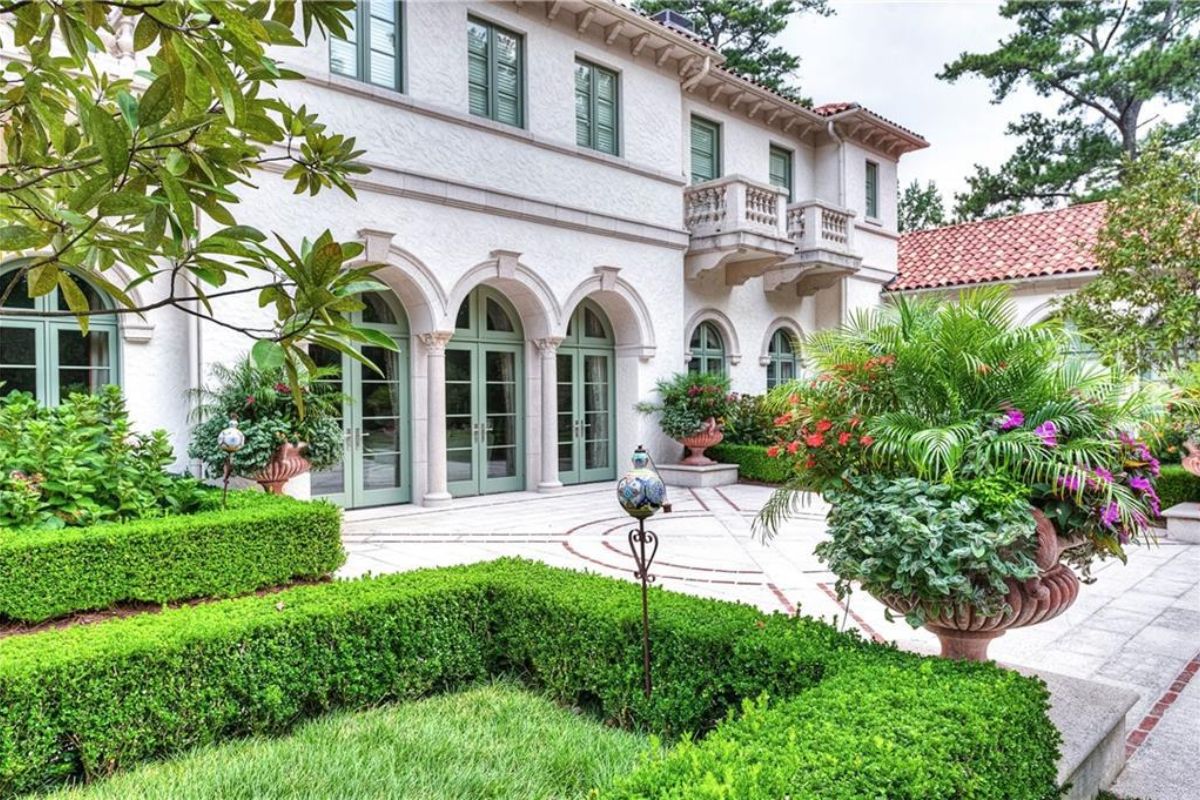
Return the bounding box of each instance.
[0,559,1061,798]
[0,491,343,623]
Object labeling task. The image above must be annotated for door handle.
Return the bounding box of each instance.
[354,427,363,450]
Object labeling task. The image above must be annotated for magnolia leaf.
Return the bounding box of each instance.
[56,273,91,334]
[138,75,174,127]
[0,225,50,251]
[251,339,286,372]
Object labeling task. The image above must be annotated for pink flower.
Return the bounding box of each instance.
[1034,421,1058,447]
[998,407,1025,431]
[766,445,780,458]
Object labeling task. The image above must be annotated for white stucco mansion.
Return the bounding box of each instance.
[0,1,927,509]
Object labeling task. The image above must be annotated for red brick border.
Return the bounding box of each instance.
[817,582,887,644]
[1125,651,1200,758]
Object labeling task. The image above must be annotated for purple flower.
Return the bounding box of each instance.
[1100,502,1120,529]
[1129,475,1153,494]
[1093,466,1114,484]
[1057,474,1082,493]
[1034,421,1058,447]
[998,407,1025,431]
[1117,527,1131,545]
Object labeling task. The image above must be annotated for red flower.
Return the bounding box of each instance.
[786,440,800,455]
[245,395,255,405]
[858,435,874,446]
[838,431,852,446]
[804,456,816,469]
[788,393,800,405]
[766,445,780,458]
[816,419,832,433]
[773,412,793,426]
[805,433,825,448]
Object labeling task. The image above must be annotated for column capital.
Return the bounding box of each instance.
[417,330,454,352]
[534,336,565,355]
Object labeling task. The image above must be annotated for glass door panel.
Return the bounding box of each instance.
[309,344,349,502]
[0,322,43,400]
[556,352,577,482]
[582,353,612,476]
[445,346,477,493]
[481,346,522,493]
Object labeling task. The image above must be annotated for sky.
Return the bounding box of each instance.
[782,0,1057,208]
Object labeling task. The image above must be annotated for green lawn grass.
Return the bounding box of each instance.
[42,683,651,800]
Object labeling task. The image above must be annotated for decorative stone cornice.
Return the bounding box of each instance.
[534,336,565,355]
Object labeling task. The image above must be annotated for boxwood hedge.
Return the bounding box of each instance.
[1157,464,1200,512]
[0,559,1061,798]
[0,491,344,623]
[709,443,792,484]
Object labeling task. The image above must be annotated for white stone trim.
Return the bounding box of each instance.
[759,317,804,366]
[560,266,657,359]
[683,308,742,366]
[446,252,561,340]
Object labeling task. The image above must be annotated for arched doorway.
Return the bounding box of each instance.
[446,286,525,496]
[311,292,412,507]
[558,299,616,485]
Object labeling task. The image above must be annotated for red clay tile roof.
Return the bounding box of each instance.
[892,202,1107,292]
[812,101,857,116]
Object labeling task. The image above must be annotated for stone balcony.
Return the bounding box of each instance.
[683,175,793,281]
[683,178,862,291]
[762,201,864,296]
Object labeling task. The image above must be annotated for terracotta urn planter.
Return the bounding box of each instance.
[1183,439,1200,478]
[678,417,723,466]
[253,441,311,494]
[876,509,1082,662]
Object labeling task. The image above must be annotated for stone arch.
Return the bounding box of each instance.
[446,250,559,341]
[560,267,656,361]
[683,307,741,365]
[1019,300,1059,326]
[758,316,804,366]
[0,256,154,342]
[356,230,447,334]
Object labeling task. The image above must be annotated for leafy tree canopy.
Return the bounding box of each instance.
[1060,137,1200,375]
[898,180,947,232]
[0,0,391,404]
[940,0,1200,220]
[634,0,830,103]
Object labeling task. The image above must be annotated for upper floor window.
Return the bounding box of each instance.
[688,321,726,376]
[769,145,793,202]
[468,17,524,128]
[575,60,619,155]
[766,328,800,389]
[330,2,403,91]
[865,160,879,219]
[690,116,721,184]
[0,268,120,404]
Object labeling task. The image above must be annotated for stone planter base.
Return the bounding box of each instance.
[658,463,739,488]
[1162,502,1200,544]
[253,442,311,495]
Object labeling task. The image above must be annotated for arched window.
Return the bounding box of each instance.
[766,328,801,388]
[688,321,725,376]
[0,268,120,404]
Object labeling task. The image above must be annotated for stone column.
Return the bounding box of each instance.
[419,331,454,507]
[535,336,565,492]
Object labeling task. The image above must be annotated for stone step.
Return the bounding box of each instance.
[1013,666,1139,800]
[1162,502,1200,544]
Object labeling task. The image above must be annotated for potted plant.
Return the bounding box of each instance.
[189,357,344,493]
[755,289,1165,661]
[637,373,735,466]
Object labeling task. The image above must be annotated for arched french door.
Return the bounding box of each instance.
[558,299,616,485]
[311,292,411,508]
[446,286,525,496]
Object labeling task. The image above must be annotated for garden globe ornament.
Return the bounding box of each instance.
[216,418,245,507]
[617,445,671,698]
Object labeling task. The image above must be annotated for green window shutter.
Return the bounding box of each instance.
[690,117,719,183]
[866,161,879,218]
[575,62,592,148]
[330,3,402,91]
[769,145,792,201]
[467,17,523,127]
[594,66,617,155]
[576,60,619,155]
[467,20,490,117]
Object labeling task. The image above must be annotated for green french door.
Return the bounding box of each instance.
[311,294,411,508]
[446,287,526,497]
[557,300,617,485]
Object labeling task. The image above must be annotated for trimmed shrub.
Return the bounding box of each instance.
[604,661,1061,800]
[0,560,1059,798]
[709,443,792,484]
[1157,464,1200,511]
[0,491,344,623]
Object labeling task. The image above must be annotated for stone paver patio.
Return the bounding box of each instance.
[341,482,1200,800]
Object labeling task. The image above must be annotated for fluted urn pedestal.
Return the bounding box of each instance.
[876,510,1081,662]
[253,442,311,494]
[677,417,724,466]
